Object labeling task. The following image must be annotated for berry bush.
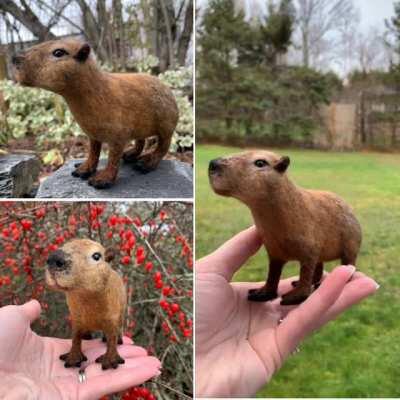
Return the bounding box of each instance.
[0,201,193,399]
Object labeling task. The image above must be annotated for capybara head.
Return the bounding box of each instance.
[208,150,290,200]
[46,238,115,292]
[12,38,93,93]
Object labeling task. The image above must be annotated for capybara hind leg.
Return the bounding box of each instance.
[81,331,93,340]
[281,264,314,305]
[123,139,145,163]
[133,134,171,174]
[292,262,323,288]
[60,329,87,368]
[88,143,124,189]
[72,139,101,179]
[248,259,284,302]
[312,262,323,288]
[341,252,357,267]
[102,334,123,344]
[96,328,124,370]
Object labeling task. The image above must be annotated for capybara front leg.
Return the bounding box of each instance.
[248,259,284,302]
[96,328,124,370]
[281,263,314,305]
[88,143,124,189]
[72,139,101,179]
[123,139,145,163]
[60,328,87,368]
[133,134,171,173]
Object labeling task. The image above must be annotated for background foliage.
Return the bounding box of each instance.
[0,201,193,400]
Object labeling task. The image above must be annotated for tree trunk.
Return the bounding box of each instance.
[302,28,309,67]
[0,0,56,41]
[75,0,108,63]
[177,0,193,66]
[113,0,126,69]
[159,0,175,70]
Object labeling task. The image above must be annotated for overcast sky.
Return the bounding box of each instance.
[354,0,396,33]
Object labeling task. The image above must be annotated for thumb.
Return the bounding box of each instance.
[20,300,41,323]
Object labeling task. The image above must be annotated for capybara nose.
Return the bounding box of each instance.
[12,54,24,66]
[209,158,223,173]
[47,250,67,271]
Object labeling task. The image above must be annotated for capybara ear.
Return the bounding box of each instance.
[274,156,290,173]
[75,43,91,62]
[105,247,115,262]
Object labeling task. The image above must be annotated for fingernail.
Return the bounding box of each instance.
[345,265,356,275]
[375,283,380,290]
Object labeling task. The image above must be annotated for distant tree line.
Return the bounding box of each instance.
[197,0,400,145]
[196,0,341,144]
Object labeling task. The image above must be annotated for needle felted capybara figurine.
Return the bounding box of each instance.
[208,150,362,305]
[12,38,179,189]
[45,239,127,369]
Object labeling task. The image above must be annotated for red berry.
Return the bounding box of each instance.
[20,219,32,231]
[153,272,162,281]
[145,261,153,272]
[155,280,163,289]
[171,303,180,313]
[121,256,131,265]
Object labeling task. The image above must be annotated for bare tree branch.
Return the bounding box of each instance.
[0,0,56,41]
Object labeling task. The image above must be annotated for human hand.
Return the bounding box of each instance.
[0,300,161,400]
[195,226,378,397]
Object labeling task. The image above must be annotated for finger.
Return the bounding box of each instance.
[271,271,369,319]
[85,356,160,378]
[197,226,263,281]
[82,345,147,367]
[80,357,161,400]
[20,300,41,323]
[276,265,356,358]
[318,276,378,328]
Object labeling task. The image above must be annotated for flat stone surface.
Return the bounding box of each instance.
[36,159,193,199]
[0,154,40,198]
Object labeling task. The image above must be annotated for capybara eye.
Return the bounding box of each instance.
[92,252,102,261]
[52,49,68,58]
[254,159,268,168]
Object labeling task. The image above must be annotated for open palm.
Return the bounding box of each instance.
[0,300,161,400]
[195,227,378,398]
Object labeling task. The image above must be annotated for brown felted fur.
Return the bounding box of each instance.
[46,239,127,369]
[208,150,362,305]
[12,38,179,188]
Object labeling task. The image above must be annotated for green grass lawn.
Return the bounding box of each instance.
[196,144,400,397]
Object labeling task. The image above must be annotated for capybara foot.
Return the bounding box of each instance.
[123,149,141,164]
[60,351,87,368]
[102,335,123,344]
[88,170,115,189]
[248,288,278,302]
[132,160,156,174]
[95,353,125,370]
[281,288,310,305]
[71,163,96,180]
[291,280,321,289]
